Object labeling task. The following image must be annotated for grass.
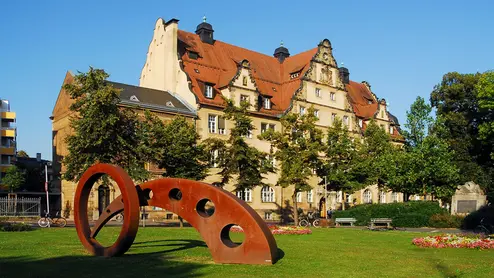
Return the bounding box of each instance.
[0,227,493,277]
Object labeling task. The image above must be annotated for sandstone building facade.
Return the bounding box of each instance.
[53,18,405,221]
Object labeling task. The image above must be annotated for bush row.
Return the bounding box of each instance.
[333,201,447,227]
[0,222,33,232]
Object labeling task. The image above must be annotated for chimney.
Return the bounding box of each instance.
[273,41,290,63]
[339,67,350,84]
[195,16,214,44]
[36,153,41,162]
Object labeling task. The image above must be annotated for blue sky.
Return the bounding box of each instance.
[1,0,493,160]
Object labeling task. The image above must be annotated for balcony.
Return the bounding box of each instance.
[0,146,15,155]
[1,129,15,137]
[0,164,13,173]
[1,112,16,121]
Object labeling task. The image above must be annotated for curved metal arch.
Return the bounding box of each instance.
[74,163,278,265]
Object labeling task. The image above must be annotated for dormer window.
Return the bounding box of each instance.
[166,101,174,107]
[290,72,300,79]
[264,98,271,109]
[205,84,213,98]
[358,119,363,128]
[389,126,394,134]
[368,100,372,104]
[188,51,199,60]
[130,95,140,102]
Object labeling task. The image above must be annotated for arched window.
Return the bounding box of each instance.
[261,186,275,203]
[363,189,372,204]
[236,189,252,202]
[391,192,398,203]
[379,191,386,204]
[307,190,313,203]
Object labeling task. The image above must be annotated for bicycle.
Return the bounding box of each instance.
[474,218,493,235]
[38,211,67,228]
[299,211,320,228]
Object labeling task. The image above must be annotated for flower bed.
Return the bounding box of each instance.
[412,233,494,249]
[231,224,312,235]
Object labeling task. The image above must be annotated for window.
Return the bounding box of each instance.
[315,88,321,98]
[314,110,319,118]
[331,113,337,123]
[242,76,248,86]
[300,106,306,116]
[307,190,313,203]
[358,119,363,128]
[243,129,253,139]
[205,85,213,98]
[389,126,394,134]
[218,117,226,135]
[346,193,353,204]
[261,123,276,134]
[290,72,300,79]
[188,51,198,60]
[264,98,271,109]
[209,149,219,167]
[240,94,250,103]
[330,92,336,101]
[343,116,349,126]
[261,186,275,202]
[208,114,217,133]
[296,192,302,203]
[391,192,398,203]
[208,115,226,135]
[337,191,342,203]
[363,189,372,204]
[237,189,252,202]
[264,212,273,220]
[380,124,385,130]
[381,110,384,118]
[368,100,372,104]
[379,191,386,204]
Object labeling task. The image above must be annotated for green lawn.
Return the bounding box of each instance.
[0,227,493,277]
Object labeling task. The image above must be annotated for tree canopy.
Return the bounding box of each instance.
[3,166,25,192]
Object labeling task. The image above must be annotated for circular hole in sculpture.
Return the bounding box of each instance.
[143,188,153,200]
[196,199,215,218]
[220,224,245,248]
[169,188,182,201]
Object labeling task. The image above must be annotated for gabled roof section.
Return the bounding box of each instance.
[345,81,378,119]
[109,82,196,116]
[177,30,316,115]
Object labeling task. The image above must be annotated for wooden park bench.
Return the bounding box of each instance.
[370,218,393,229]
[335,218,357,226]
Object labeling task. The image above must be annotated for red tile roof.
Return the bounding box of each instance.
[177,30,390,123]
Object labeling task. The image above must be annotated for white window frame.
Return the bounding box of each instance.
[307,190,313,203]
[379,191,386,204]
[343,116,349,126]
[264,212,273,220]
[337,191,343,203]
[363,189,372,204]
[331,113,337,123]
[389,126,394,134]
[391,192,398,203]
[261,186,275,203]
[296,192,302,203]
[315,88,321,98]
[346,193,353,204]
[314,110,319,118]
[358,119,363,128]
[237,189,252,202]
[240,94,250,104]
[264,98,271,109]
[300,106,306,116]
[261,123,276,134]
[210,149,219,167]
[330,92,336,101]
[208,114,217,133]
[205,85,213,98]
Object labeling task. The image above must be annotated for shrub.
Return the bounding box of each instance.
[429,214,463,228]
[333,201,447,227]
[393,213,430,228]
[462,205,494,231]
[0,222,33,232]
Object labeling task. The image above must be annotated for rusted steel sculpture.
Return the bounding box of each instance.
[74,163,278,264]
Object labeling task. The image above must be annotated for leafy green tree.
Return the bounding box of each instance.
[16,150,29,158]
[403,96,433,149]
[3,166,25,192]
[318,118,362,210]
[63,67,152,182]
[204,98,273,191]
[142,113,208,180]
[259,107,323,224]
[476,71,494,159]
[430,71,493,200]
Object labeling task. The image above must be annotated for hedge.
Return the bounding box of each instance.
[428,214,463,228]
[332,201,447,227]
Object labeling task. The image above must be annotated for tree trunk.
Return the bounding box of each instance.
[293,193,299,226]
[179,216,184,228]
[341,191,346,210]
